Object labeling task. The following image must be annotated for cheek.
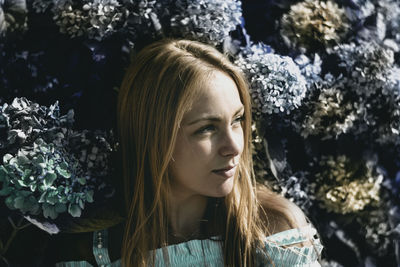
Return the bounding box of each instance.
[174,140,213,164]
[172,136,213,173]
[234,128,245,154]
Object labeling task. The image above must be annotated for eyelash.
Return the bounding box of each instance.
[195,115,245,135]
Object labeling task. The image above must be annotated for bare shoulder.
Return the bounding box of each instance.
[256,185,311,244]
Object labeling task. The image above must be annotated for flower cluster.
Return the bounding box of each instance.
[280,173,317,212]
[32,0,53,13]
[315,155,383,214]
[356,207,392,256]
[52,0,127,41]
[294,54,322,84]
[0,98,74,149]
[280,0,350,51]
[376,0,400,43]
[166,0,242,46]
[0,98,115,220]
[122,0,160,47]
[363,68,400,145]
[332,42,395,97]
[300,86,364,140]
[0,0,28,37]
[235,44,307,115]
[0,138,93,219]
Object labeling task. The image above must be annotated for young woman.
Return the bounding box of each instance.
[55,39,323,266]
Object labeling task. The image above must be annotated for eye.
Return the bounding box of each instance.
[195,124,216,135]
[232,115,244,125]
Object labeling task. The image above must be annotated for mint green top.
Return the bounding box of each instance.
[55,224,323,266]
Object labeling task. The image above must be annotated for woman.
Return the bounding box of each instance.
[116,38,322,266]
[56,39,322,266]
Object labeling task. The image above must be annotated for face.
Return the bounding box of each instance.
[170,70,245,198]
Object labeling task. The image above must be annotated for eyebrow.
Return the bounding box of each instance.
[187,106,245,126]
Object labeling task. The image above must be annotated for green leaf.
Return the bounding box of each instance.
[33,155,45,165]
[56,166,71,179]
[14,196,25,209]
[17,155,30,165]
[16,179,27,187]
[30,202,40,215]
[78,198,84,210]
[43,203,58,219]
[0,166,9,181]
[68,204,81,217]
[5,196,16,209]
[86,190,94,203]
[21,196,35,213]
[44,172,57,187]
[22,169,32,180]
[0,186,12,196]
[77,177,86,185]
[39,191,47,203]
[59,162,68,169]
[55,203,67,213]
[47,195,58,205]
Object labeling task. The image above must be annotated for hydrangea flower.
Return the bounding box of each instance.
[0,98,115,221]
[294,54,322,83]
[369,71,400,145]
[165,0,242,46]
[121,0,160,48]
[0,97,74,149]
[280,0,350,51]
[52,0,127,41]
[356,207,392,256]
[315,155,383,214]
[235,43,307,115]
[0,0,28,37]
[32,0,53,13]
[0,138,93,219]
[300,86,365,140]
[331,41,395,97]
[376,0,400,42]
[280,172,317,212]
[340,66,400,145]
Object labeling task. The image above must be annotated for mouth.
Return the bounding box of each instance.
[212,165,237,179]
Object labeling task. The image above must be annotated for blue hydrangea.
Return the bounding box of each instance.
[235,43,307,115]
[294,54,322,83]
[0,138,93,219]
[0,97,74,148]
[121,0,161,48]
[367,68,400,145]
[0,98,116,222]
[331,41,395,97]
[164,0,242,46]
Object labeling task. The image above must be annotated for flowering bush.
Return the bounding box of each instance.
[235,43,307,115]
[0,98,115,222]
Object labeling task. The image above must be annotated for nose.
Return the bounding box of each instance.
[218,128,243,158]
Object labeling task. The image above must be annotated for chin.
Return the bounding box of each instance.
[212,177,234,197]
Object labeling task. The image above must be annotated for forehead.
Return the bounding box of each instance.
[183,71,243,120]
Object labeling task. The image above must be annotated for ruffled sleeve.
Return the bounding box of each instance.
[257,224,323,267]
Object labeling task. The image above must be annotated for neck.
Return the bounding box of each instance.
[168,192,208,242]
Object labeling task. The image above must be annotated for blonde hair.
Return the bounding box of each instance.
[117,39,307,267]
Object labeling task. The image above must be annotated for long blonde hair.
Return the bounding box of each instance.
[117,39,301,266]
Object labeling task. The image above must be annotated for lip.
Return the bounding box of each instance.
[212,165,237,179]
